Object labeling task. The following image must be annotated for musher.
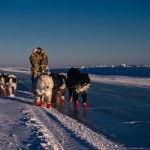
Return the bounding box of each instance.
[29,47,48,85]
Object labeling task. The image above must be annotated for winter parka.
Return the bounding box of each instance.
[29,47,48,78]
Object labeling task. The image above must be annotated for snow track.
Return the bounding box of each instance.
[18,95,95,150]
[28,105,92,150]
[15,93,125,150]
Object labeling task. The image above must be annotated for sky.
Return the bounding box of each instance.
[0,0,150,68]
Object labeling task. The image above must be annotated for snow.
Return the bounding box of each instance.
[1,67,150,149]
[0,92,124,150]
[90,75,150,89]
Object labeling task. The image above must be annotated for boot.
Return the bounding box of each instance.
[74,101,79,108]
[35,101,41,106]
[61,96,65,103]
[46,102,51,108]
[3,90,7,96]
[41,101,45,106]
[83,102,87,109]
[69,97,72,103]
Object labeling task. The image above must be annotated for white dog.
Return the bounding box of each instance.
[6,74,18,97]
[34,73,54,108]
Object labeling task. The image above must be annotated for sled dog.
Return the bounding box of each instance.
[51,72,66,103]
[66,68,91,109]
[0,73,8,96]
[33,72,54,108]
[6,74,18,97]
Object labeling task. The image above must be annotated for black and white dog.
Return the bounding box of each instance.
[6,74,18,97]
[51,72,66,103]
[66,68,90,109]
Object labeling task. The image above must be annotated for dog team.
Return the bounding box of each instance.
[0,47,91,109]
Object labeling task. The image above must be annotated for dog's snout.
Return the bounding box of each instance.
[47,86,49,89]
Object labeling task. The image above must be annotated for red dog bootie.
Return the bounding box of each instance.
[35,101,41,106]
[61,96,65,103]
[69,97,72,103]
[46,103,51,108]
[3,91,7,96]
[74,101,79,108]
[41,101,45,106]
[83,103,87,109]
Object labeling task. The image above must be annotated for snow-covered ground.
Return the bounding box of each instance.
[0,67,150,150]
[0,67,126,150]
[90,75,150,89]
[1,92,123,150]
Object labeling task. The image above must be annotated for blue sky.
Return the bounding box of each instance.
[0,0,150,67]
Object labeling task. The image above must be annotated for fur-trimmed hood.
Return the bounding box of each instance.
[29,47,48,62]
[31,47,45,54]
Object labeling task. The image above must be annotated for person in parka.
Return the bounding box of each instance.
[29,47,48,83]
